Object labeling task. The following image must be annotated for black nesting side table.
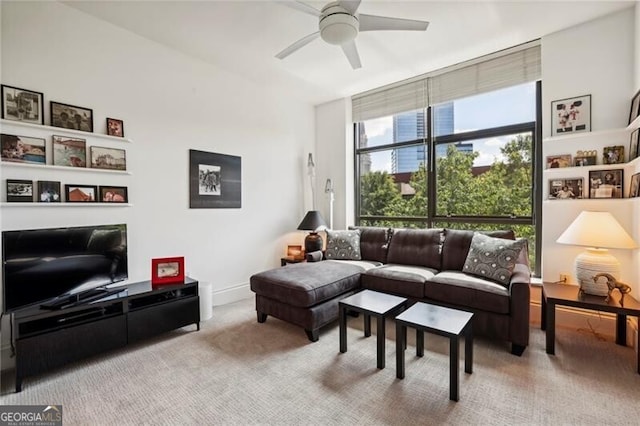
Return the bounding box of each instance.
[395,302,474,401]
[339,290,407,369]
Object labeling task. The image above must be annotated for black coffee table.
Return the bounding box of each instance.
[395,302,473,401]
[339,290,408,369]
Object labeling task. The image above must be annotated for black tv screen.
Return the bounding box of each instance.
[2,224,128,313]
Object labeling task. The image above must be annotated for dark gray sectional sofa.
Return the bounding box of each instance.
[250,227,531,355]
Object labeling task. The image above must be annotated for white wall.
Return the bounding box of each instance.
[541,8,637,290]
[0,1,315,305]
[315,98,353,231]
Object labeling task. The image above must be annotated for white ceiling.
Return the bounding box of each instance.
[65,1,634,105]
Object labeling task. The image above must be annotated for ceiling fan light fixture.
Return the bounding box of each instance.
[319,6,359,45]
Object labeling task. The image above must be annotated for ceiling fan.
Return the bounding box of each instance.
[276,0,429,69]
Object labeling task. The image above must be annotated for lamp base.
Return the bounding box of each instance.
[304,232,323,254]
[575,248,620,296]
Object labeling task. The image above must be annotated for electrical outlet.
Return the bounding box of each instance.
[559,273,569,284]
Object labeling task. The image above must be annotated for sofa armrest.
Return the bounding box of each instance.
[508,262,531,348]
[305,250,324,262]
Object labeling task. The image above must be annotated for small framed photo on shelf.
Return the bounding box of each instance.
[629,173,640,198]
[1,133,46,165]
[1,84,44,125]
[64,184,98,202]
[588,169,623,199]
[574,156,596,167]
[548,178,582,199]
[99,185,128,203]
[53,135,86,167]
[546,154,572,169]
[50,101,93,132]
[602,145,625,164]
[151,256,185,285]
[629,89,640,124]
[106,118,124,137]
[551,94,591,136]
[287,244,304,260]
[6,179,33,202]
[90,146,126,171]
[630,129,639,161]
[37,181,61,203]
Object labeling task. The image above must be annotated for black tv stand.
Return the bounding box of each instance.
[40,287,127,310]
[7,278,200,392]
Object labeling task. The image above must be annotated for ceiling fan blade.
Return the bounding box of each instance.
[277,1,321,17]
[359,14,429,32]
[275,31,321,59]
[341,40,362,70]
[338,0,361,15]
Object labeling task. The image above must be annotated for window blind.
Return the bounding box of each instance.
[352,79,427,123]
[428,45,541,105]
[351,41,540,122]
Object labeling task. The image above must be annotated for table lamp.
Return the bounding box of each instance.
[556,211,637,296]
[297,210,327,254]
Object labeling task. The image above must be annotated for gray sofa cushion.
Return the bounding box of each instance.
[325,229,362,260]
[462,233,526,286]
[441,229,515,271]
[426,271,510,314]
[361,264,437,299]
[250,261,363,308]
[386,228,443,269]
[349,226,392,263]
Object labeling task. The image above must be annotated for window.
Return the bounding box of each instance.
[355,82,541,273]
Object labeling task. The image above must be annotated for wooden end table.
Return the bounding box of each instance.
[280,256,305,266]
[541,281,640,374]
[339,290,407,369]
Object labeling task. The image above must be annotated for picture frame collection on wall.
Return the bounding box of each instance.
[1,84,124,137]
[6,179,128,203]
[547,91,640,200]
[1,83,129,204]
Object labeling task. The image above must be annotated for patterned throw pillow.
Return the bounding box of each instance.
[462,233,526,286]
[325,229,362,260]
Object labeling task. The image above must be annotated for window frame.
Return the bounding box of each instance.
[354,82,542,275]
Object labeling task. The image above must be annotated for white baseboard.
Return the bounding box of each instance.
[530,300,638,348]
[211,283,252,306]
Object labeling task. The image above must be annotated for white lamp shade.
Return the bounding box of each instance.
[556,211,637,249]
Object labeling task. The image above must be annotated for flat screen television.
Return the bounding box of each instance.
[2,224,128,313]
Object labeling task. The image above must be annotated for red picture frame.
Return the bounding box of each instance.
[151,256,185,285]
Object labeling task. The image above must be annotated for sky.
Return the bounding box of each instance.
[363,82,536,172]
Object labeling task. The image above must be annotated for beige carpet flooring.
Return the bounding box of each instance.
[1,297,640,425]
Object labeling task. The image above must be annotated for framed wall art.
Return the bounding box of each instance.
[99,185,128,203]
[546,154,572,169]
[90,146,126,170]
[588,169,623,199]
[1,84,44,125]
[602,145,625,164]
[151,256,185,285]
[106,118,124,137]
[551,94,591,136]
[53,135,86,167]
[629,89,640,125]
[189,149,241,208]
[50,101,93,132]
[630,129,639,161]
[6,179,33,202]
[1,133,46,165]
[630,173,640,198]
[548,178,582,200]
[37,181,61,203]
[64,184,97,202]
